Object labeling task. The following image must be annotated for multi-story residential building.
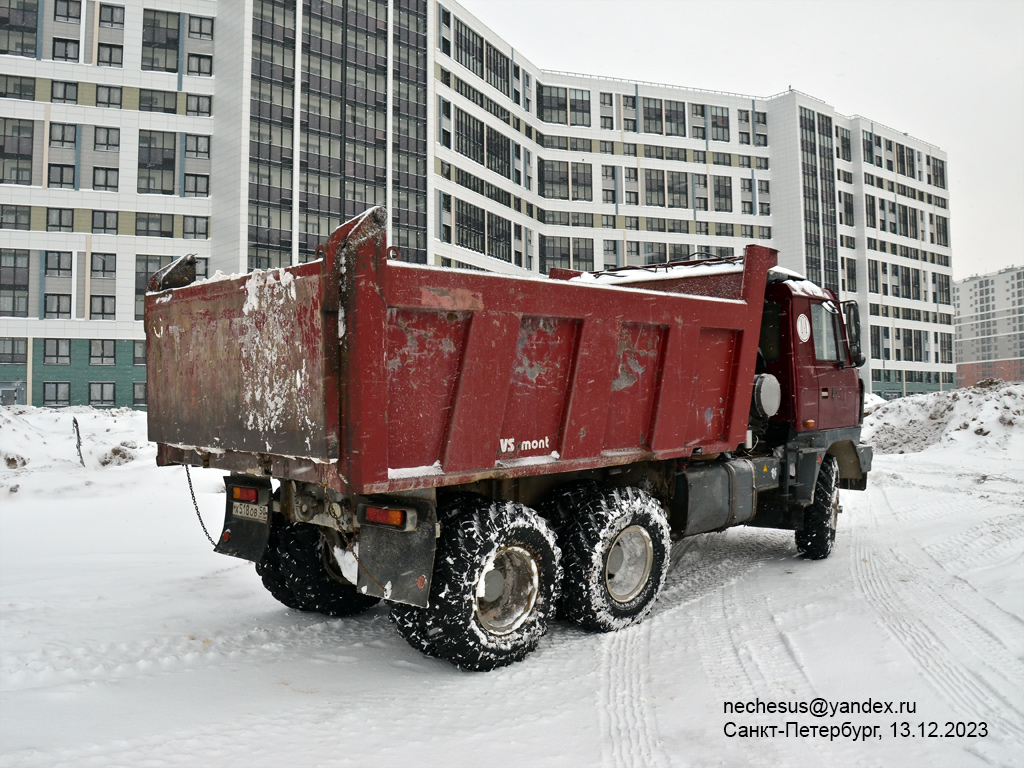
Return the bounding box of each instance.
[954,266,1024,387]
[0,0,955,407]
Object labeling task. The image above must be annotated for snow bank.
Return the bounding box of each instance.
[863,379,1024,455]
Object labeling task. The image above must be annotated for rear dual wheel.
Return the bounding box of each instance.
[555,486,671,632]
[256,519,381,617]
[391,496,560,671]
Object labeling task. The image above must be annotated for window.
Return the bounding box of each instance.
[710,106,729,142]
[139,89,177,113]
[0,337,27,364]
[600,141,614,154]
[48,164,75,189]
[51,81,78,104]
[50,123,77,148]
[602,189,616,204]
[44,339,71,365]
[759,201,771,215]
[52,39,80,61]
[93,168,118,192]
[754,133,768,147]
[538,84,567,124]
[44,382,71,407]
[96,86,122,108]
[136,214,173,238]
[625,191,638,205]
[755,157,769,170]
[188,16,214,39]
[454,199,485,254]
[54,0,81,22]
[135,255,172,319]
[99,4,125,28]
[569,89,591,127]
[142,10,180,72]
[644,169,665,207]
[45,251,73,277]
[1,207,30,231]
[94,127,120,152]
[44,294,72,318]
[742,201,753,214]
[186,54,213,77]
[713,176,732,212]
[759,226,771,239]
[600,92,613,107]
[92,253,116,278]
[184,174,210,197]
[811,301,842,361]
[133,382,147,406]
[716,222,734,237]
[97,43,123,67]
[758,180,770,195]
[0,76,35,100]
[691,125,705,140]
[739,132,750,145]
[185,134,210,158]
[642,98,663,134]
[571,163,592,202]
[92,211,118,234]
[538,160,569,200]
[741,225,754,239]
[89,383,115,407]
[712,152,731,166]
[600,116,614,130]
[90,339,116,365]
[47,208,73,232]
[183,216,209,239]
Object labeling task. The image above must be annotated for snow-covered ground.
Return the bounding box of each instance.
[1,384,1022,768]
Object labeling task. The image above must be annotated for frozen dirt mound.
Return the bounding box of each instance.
[863,379,1024,455]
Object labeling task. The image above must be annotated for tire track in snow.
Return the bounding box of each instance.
[596,620,668,768]
[660,530,836,767]
[851,484,1024,747]
[0,613,384,692]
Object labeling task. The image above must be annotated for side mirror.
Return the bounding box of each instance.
[841,300,866,368]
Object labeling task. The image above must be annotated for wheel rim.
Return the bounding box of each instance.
[604,525,654,603]
[474,545,539,636]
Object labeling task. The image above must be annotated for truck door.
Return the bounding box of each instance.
[807,299,859,429]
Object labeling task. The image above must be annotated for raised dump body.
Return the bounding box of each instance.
[146,206,871,671]
[148,207,775,494]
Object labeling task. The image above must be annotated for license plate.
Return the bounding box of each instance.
[232,501,268,523]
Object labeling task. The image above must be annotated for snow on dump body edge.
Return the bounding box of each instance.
[863,380,1024,455]
[570,261,744,285]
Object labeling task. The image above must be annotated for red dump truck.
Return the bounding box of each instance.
[146,206,872,670]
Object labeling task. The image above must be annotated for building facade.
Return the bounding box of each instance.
[953,266,1024,388]
[1,0,955,407]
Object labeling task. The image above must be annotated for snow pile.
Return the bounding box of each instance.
[0,406,159,498]
[863,379,1024,455]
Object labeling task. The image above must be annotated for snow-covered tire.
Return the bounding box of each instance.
[393,497,561,671]
[796,454,840,560]
[559,486,670,632]
[538,479,602,534]
[256,520,381,617]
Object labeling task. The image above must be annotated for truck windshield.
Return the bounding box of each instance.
[810,301,842,362]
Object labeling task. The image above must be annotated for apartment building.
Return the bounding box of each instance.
[953,266,1024,387]
[0,0,955,406]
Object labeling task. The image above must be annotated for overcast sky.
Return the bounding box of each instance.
[460,0,1024,280]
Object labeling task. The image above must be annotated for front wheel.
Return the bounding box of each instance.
[796,454,840,560]
[558,486,671,632]
[391,497,560,671]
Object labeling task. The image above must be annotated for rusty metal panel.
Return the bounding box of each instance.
[146,261,328,460]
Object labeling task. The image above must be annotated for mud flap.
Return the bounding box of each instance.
[216,476,273,562]
[354,499,437,608]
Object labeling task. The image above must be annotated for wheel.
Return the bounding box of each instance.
[796,454,840,560]
[391,497,560,671]
[256,519,381,616]
[559,486,671,632]
[537,479,602,534]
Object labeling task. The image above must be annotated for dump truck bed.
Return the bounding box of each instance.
[147,208,777,496]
